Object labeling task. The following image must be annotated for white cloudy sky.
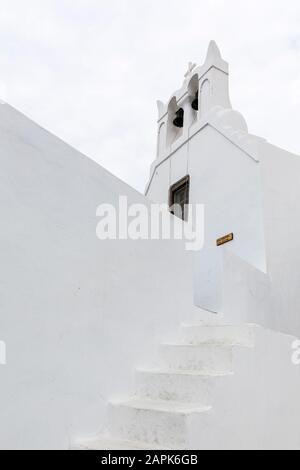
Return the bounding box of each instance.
[0,0,299,192]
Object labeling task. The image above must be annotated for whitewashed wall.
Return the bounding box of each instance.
[218,141,300,336]
[0,104,198,450]
[148,119,300,337]
[147,122,267,313]
[259,142,300,335]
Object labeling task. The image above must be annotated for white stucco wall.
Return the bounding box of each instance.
[0,104,198,450]
[213,142,300,337]
[147,121,300,336]
[217,142,300,337]
[147,123,266,313]
[259,142,300,335]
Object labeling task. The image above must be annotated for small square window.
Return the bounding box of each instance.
[169,176,190,221]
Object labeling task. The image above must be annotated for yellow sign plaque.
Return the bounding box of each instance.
[217,233,234,247]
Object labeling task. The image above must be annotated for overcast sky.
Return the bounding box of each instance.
[0,0,299,192]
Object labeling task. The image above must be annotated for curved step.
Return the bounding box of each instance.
[180,324,256,346]
[73,435,171,450]
[135,368,233,405]
[108,398,211,449]
[159,343,233,373]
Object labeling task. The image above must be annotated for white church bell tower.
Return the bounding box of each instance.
[148,40,234,174]
[146,41,267,315]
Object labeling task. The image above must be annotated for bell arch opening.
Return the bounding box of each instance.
[167,97,184,146]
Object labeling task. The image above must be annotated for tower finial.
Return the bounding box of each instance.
[206,40,222,62]
[184,62,197,78]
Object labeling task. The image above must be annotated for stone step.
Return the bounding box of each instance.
[108,398,211,449]
[159,343,233,374]
[135,368,233,405]
[73,435,170,450]
[180,323,256,346]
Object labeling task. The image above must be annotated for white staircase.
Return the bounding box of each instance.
[74,322,256,450]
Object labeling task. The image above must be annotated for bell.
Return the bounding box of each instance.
[192,91,199,111]
[173,108,184,128]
